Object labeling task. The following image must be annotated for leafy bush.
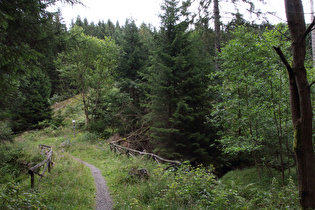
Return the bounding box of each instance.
[267,176,299,209]
[0,182,46,209]
[0,121,13,142]
[152,163,216,208]
[64,105,78,117]
[0,141,46,183]
[0,142,26,183]
[214,168,300,209]
[51,110,65,128]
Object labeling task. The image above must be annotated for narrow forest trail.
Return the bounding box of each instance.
[72,157,112,210]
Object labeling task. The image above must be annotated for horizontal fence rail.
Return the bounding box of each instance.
[28,144,53,188]
[109,142,181,167]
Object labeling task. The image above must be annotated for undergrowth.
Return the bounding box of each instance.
[68,135,300,209]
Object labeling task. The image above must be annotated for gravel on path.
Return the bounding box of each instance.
[73,157,112,210]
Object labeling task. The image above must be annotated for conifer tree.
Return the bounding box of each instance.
[145,0,218,163]
[0,0,79,115]
[117,20,149,101]
[9,69,52,133]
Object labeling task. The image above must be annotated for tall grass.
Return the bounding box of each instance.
[37,152,95,209]
[0,134,95,209]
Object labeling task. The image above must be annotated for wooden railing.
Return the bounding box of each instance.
[109,142,181,167]
[28,144,53,188]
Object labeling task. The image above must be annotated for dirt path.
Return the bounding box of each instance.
[73,157,112,210]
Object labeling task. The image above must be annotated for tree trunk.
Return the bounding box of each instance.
[274,0,315,208]
[80,74,89,128]
[213,0,221,70]
[271,79,285,184]
[311,0,315,68]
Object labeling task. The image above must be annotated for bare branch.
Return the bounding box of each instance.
[300,17,315,42]
[273,46,293,75]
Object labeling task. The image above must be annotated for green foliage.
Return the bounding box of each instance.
[0,142,26,183]
[1,6,307,209]
[154,163,216,208]
[0,182,46,209]
[56,26,120,127]
[0,121,13,142]
[0,134,95,210]
[117,19,149,81]
[76,131,100,144]
[70,137,299,209]
[212,24,293,169]
[215,168,299,209]
[9,69,52,133]
[90,86,138,136]
[144,0,219,164]
[0,0,46,110]
[0,141,51,184]
[77,19,152,136]
[51,110,65,129]
[72,17,122,42]
[0,0,71,119]
[3,93,299,210]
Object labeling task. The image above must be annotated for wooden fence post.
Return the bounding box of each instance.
[28,145,53,188]
[48,160,51,173]
[29,170,35,188]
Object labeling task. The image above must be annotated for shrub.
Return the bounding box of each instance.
[154,163,216,208]
[0,142,26,183]
[0,141,47,184]
[211,169,299,209]
[0,121,13,142]
[0,182,46,209]
[51,110,65,128]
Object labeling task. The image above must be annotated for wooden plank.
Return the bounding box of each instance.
[29,149,53,172]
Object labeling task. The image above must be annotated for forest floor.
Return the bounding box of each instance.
[72,157,112,210]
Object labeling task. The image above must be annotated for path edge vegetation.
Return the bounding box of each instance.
[1,121,300,209]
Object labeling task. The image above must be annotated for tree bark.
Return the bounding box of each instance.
[311,0,315,68]
[274,0,315,208]
[213,0,221,70]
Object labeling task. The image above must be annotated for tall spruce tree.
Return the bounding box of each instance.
[9,69,52,133]
[145,0,218,164]
[110,19,150,132]
[117,20,149,104]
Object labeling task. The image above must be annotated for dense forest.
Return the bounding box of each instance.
[1,0,315,208]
